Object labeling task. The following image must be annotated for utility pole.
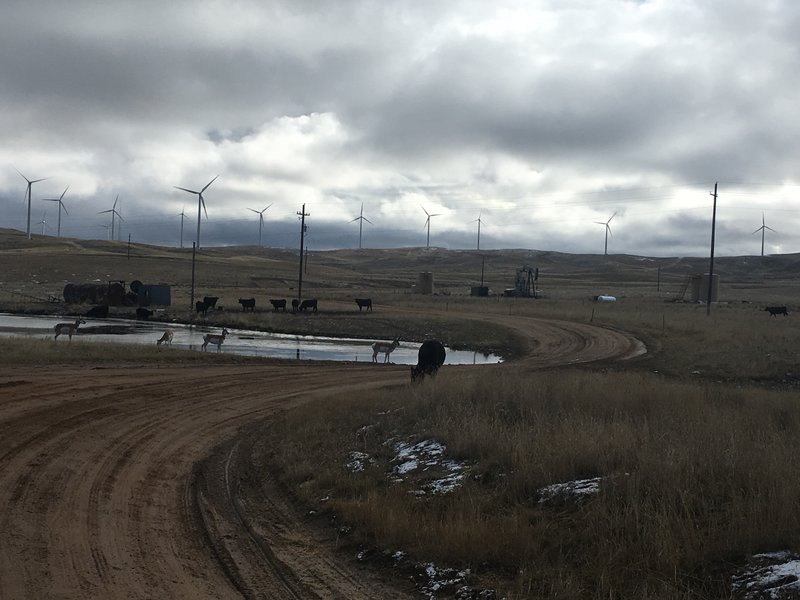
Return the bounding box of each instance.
[706,182,718,316]
[297,204,309,302]
[190,241,197,311]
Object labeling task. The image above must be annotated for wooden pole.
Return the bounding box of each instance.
[297,204,309,302]
[190,241,196,311]
[706,182,718,316]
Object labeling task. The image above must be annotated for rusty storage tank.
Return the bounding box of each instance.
[689,273,719,303]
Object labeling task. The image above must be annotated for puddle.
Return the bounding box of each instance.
[0,313,502,365]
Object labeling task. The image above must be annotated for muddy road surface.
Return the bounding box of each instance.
[0,318,643,599]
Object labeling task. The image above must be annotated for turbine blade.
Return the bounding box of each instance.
[201,175,219,193]
[174,186,199,194]
[62,203,69,216]
[363,217,373,225]
[200,195,208,219]
[765,226,776,232]
[113,194,119,209]
[421,205,430,217]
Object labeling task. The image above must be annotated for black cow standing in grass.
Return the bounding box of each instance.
[270,298,287,312]
[196,296,219,316]
[355,298,372,311]
[411,340,446,382]
[238,298,256,312]
[765,306,788,316]
[299,298,318,313]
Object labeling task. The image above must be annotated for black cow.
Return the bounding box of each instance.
[299,298,318,313]
[196,296,219,316]
[291,299,300,313]
[136,307,153,320]
[765,306,788,316]
[411,340,446,382]
[238,298,256,312]
[270,298,287,312]
[85,305,109,318]
[355,298,372,312]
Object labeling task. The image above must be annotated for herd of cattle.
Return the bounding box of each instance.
[192,296,373,315]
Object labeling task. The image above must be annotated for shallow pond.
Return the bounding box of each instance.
[0,313,502,365]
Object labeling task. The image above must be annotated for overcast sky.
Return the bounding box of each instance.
[2,0,798,257]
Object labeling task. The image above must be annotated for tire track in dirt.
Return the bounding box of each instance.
[0,316,643,599]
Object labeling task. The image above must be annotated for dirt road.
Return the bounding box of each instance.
[0,317,643,599]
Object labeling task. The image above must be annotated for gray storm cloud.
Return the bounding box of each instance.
[1,0,798,256]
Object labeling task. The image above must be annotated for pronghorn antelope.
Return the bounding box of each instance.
[54,318,86,341]
[156,329,174,347]
[201,328,229,352]
[372,338,400,363]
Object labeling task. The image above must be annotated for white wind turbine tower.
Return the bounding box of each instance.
[98,195,123,241]
[37,211,47,235]
[471,210,485,250]
[248,204,272,246]
[178,206,187,248]
[174,175,218,250]
[594,212,616,256]
[43,186,69,238]
[349,203,373,249]
[16,168,49,240]
[752,212,776,257]
[421,205,441,249]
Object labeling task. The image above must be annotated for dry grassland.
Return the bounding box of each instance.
[2,229,800,598]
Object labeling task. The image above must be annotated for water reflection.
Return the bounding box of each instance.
[0,313,502,365]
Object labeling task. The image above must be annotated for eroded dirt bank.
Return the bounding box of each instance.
[0,318,642,599]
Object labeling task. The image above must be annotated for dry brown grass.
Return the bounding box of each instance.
[263,367,800,598]
[3,229,800,597]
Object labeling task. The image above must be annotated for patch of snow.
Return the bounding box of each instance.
[418,562,471,597]
[732,551,800,598]
[345,451,374,473]
[395,459,419,474]
[386,438,471,495]
[537,477,602,503]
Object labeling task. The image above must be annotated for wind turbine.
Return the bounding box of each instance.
[471,211,485,250]
[178,206,187,248]
[248,204,272,246]
[98,195,123,241]
[421,205,441,249]
[16,168,49,240]
[37,211,47,235]
[594,212,616,256]
[43,186,69,238]
[349,203,373,249]
[174,175,218,250]
[752,212,776,257]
